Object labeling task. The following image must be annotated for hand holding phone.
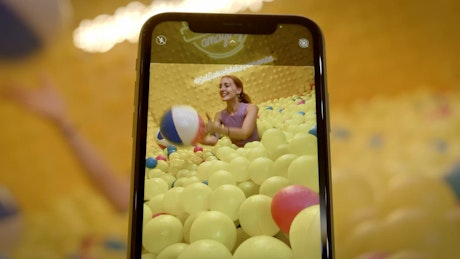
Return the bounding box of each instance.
[129,13,333,259]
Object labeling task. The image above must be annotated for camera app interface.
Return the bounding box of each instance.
[141,21,322,258]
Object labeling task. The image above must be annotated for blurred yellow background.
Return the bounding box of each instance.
[0,0,459,258]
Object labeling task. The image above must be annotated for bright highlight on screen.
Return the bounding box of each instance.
[73,0,274,53]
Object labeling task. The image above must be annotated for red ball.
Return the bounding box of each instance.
[152,212,167,218]
[271,185,319,233]
[156,155,167,161]
[193,146,204,153]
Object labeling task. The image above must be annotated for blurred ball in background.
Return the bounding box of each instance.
[0,185,23,254]
[0,0,72,60]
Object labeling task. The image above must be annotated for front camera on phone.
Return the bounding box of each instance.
[298,38,309,48]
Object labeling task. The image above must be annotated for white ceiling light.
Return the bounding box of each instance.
[73,0,274,53]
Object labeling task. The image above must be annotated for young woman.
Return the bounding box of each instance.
[201,75,260,147]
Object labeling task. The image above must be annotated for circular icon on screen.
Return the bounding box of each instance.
[298,38,309,48]
[156,35,167,45]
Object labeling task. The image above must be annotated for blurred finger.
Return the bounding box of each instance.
[206,112,212,122]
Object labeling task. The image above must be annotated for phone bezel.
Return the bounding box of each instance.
[129,12,333,259]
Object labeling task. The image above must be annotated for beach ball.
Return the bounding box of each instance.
[0,0,72,60]
[160,105,205,146]
[155,129,173,149]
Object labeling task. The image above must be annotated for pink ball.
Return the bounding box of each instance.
[271,185,319,233]
[156,155,167,161]
[152,212,167,219]
[194,146,204,153]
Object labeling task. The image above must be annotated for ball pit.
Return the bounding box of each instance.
[140,92,322,258]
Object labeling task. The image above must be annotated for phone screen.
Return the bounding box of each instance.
[130,13,332,259]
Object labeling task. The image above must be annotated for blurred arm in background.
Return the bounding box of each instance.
[2,76,130,213]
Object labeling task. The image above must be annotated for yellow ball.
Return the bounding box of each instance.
[189,211,236,251]
[261,128,287,152]
[287,155,319,192]
[238,194,279,236]
[229,156,250,182]
[143,204,152,225]
[168,152,181,161]
[182,183,212,215]
[157,243,188,259]
[248,157,274,185]
[144,177,169,201]
[197,161,213,180]
[215,146,237,162]
[380,207,455,254]
[156,160,169,172]
[246,146,270,161]
[271,154,298,178]
[237,181,260,197]
[205,155,218,162]
[233,235,294,259]
[269,144,290,160]
[162,187,185,216]
[178,239,232,259]
[161,174,176,188]
[209,184,246,220]
[208,170,236,189]
[146,193,165,215]
[288,134,317,156]
[289,205,321,259]
[148,168,165,178]
[183,212,205,243]
[339,219,382,258]
[332,173,375,240]
[176,169,194,179]
[172,177,187,187]
[182,176,201,187]
[386,250,435,259]
[259,176,290,197]
[380,175,457,216]
[243,140,261,149]
[142,215,183,254]
[233,228,250,253]
[210,160,230,172]
[141,253,155,259]
[235,147,248,157]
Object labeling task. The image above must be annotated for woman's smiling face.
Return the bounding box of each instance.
[219,77,241,101]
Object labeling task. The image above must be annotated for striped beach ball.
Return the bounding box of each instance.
[160,105,205,146]
[155,128,172,149]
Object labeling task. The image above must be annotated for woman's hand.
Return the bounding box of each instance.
[205,112,218,134]
[2,75,68,125]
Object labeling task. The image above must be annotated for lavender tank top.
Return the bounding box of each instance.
[220,103,260,147]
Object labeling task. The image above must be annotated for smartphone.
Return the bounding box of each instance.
[129,12,333,259]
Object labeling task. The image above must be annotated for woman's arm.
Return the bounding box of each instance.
[217,104,259,140]
[200,112,222,146]
[55,117,131,212]
[3,76,130,212]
